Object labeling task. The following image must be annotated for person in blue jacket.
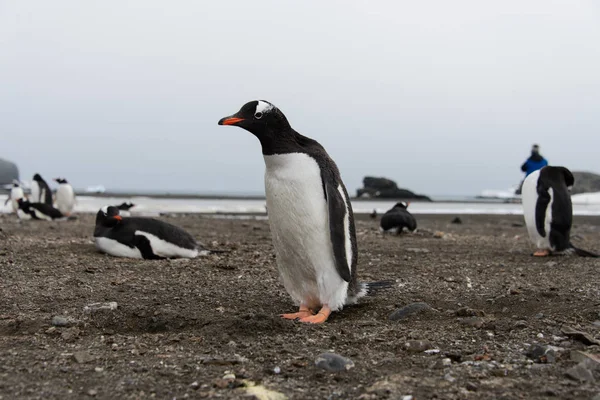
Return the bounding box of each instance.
[521,144,548,176]
[516,144,548,195]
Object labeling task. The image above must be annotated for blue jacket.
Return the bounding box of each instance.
[521,153,548,176]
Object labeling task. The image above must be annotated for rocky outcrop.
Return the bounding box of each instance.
[572,171,600,195]
[0,158,19,186]
[356,176,431,201]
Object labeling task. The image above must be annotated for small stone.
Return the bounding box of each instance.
[87,389,98,397]
[72,351,95,364]
[273,366,281,374]
[389,302,433,321]
[442,358,452,367]
[466,382,478,391]
[51,316,70,327]
[451,217,462,224]
[83,302,118,313]
[405,248,430,253]
[94,367,103,373]
[456,307,485,317]
[404,340,433,353]
[545,261,557,267]
[402,396,413,400]
[433,231,445,239]
[537,333,544,339]
[61,327,81,342]
[444,373,456,383]
[460,317,485,329]
[565,363,595,383]
[222,373,236,381]
[315,353,355,372]
[190,381,199,390]
[527,344,556,363]
[424,349,440,355]
[514,320,528,329]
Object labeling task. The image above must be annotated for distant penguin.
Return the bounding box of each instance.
[380,202,417,234]
[522,166,598,257]
[370,209,377,219]
[4,180,24,213]
[115,202,135,217]
[218,100,391,324]
[17,198,64,221]
[54,178,75,216]
[94,206,203,259]
[30,174,53,205]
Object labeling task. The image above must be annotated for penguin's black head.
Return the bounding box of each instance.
[218,100,291,138]
[33,174,43,182]
[12,179,20,188]
[394,202,410,209]
[96,205,123,227]
[54,178,68,184]
[17,198,29,210]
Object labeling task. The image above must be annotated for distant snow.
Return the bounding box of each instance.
[571,191,600,205]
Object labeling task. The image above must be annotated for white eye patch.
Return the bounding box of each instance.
[101,206,109,214]
[255,100,273,115]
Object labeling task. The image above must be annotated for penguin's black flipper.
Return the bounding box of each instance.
[134,235,165,260]
[569,243,599,258]
[325,182,352,282]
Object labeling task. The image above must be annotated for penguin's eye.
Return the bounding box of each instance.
[254,112,263,119]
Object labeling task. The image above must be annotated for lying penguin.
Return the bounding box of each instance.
[115,202,135,217]
[522,166,598,257]
[380,202,417,234]
[219,100,392,324]
[17,198,65,221]
[94,206,205,259]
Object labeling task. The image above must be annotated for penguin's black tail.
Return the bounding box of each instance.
[569,243,599,258]
[363,280,395,296]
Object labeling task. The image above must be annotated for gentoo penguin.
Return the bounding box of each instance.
[30,174,53,205]
[522,166,598,257]
[94,206,202,259]
[17,198,64,221]
[115,202,135,217]
[370,209,377,219]
[54,178,76,216]
[218,100,391,324]
[380,202,417,234]
[4,180,24,213]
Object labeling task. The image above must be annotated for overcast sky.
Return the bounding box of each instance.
[1,1,599,196]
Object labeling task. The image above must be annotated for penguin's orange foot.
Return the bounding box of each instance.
[533,249,550,257]
[298,306,331,324]
[281,305,314,320]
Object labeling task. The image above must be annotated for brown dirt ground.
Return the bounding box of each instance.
[1,213,599,400]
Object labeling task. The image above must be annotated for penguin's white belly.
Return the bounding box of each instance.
[30,182,40,203]
[32,208,53,221]
[10,188,24,212]
[17,209,31,220]
[94,237,143,259]
[56,185,75,215]
[264,153,348,311]
[522,170,551,249]
[135,230,198,259]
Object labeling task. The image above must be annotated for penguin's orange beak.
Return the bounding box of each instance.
[218,116,244,126]
[112,215,122,221]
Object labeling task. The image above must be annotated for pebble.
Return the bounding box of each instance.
[404,340,433,353]
[190,381,199,390]
[514,320,528,329]
[72,351,95,364]
[51,316,70,327]
[315,353,355,372]
[94,367,103,373]
[273,366,281,374]
[83,302,118,313]
[456,307,485,317]
[459,317,485,329]
[222,373,236,381]
[389,302,433,321]
[451,217,462,224]
[466,382,478,391]
[433,231,446,239]
[87,389,98,397]
[526,344,556,363]
[405,248,430,253]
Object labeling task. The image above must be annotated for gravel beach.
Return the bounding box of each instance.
[1,213,599,399]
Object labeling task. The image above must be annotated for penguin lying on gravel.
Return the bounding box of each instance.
[218,100,392,324]
[522,166,598,257]
[94,206,208,259]
[380,202,417,234]
[17,198,65,221]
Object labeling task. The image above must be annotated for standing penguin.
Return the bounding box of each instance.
[17,198,64,221]
[522,166,598,257]
[30,174,53,205]
[94,206,204,259]
[380,202,417,234]
[4,180,24,213]
[218,100,391,324]
[54,178,76,216]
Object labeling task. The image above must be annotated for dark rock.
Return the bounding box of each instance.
[456,307,485,317]
[527,344,557,363]
[389,302,433,321]
[315,353,355,372]
[561,326,600,346]
[356,176,431,201]
[451,217,463,224]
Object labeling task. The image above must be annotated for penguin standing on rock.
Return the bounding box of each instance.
[380,202,417,234]
[522,166,598,257]
[17,198,64,221]
[94,206,205,259]
[30,174,53,205]
[218,100,392,324]
[54,178,76,216]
